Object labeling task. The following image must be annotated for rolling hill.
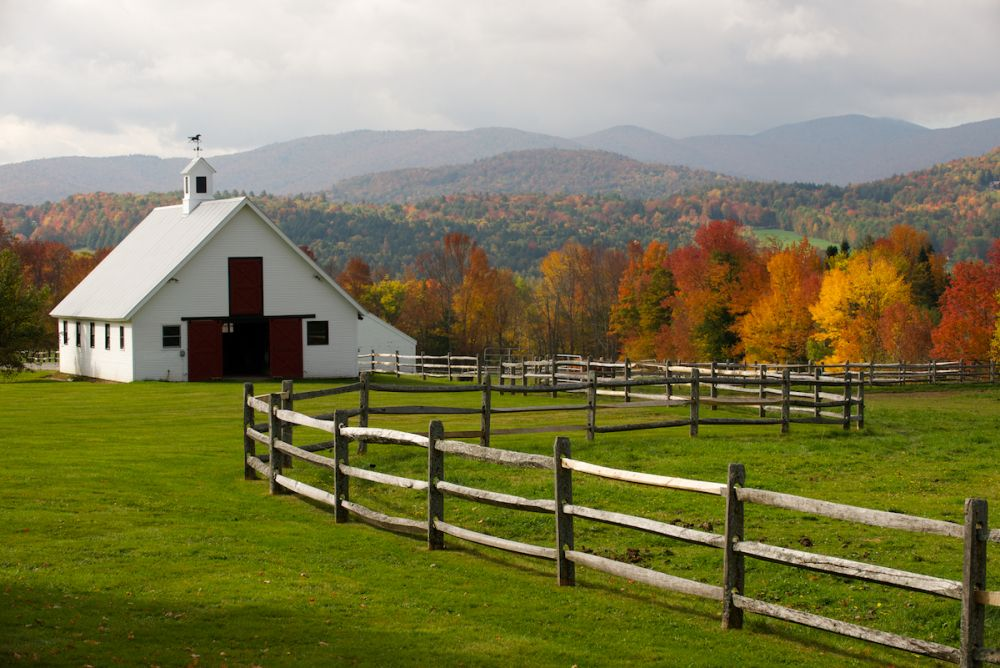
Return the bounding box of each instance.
[2,115,999,204]
[3,148,996,274]
[325,149,737,202]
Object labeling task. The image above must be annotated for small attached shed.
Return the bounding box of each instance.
[50,157,415,382]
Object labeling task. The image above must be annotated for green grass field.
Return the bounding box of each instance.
[2,373,999,666]
[750,228,837,250]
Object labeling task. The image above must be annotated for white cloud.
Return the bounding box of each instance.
[0,115,241,164]
[0,0,998,163]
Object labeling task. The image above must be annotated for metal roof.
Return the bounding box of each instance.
[50,197,248,320]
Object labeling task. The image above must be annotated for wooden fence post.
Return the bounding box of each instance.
[842,371,853,431]
[358,372,370,454]
[476,354,482,385]
[243,382,256,480]
[587,371,597,442]
[931,359,937,384]
[551,357,558,398]
[813,367,821,419]
[722,463,746,630]
[447,353,453,381]
[624,357,632,403]
[898,360,904,386]
[856,372,865,430]
[281,379,294,468]
[420,352,426,381]
[689,368,700,437]
[428,420,445,550]
[758,364,767,418]
[333,410,349,523]
[481,375,492,448]
[554,436,575,586]
[869,360,875,386]
[521,359,528,396]
[710,361,718,411]
[267,393,286,495]
[960,498,988,668]
[959,358,965,384]
[780,368,790,434]
[370,349,376,373]
[395,350,400,378]
[665,361,673,400]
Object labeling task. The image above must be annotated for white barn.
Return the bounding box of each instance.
[50,157,415,382]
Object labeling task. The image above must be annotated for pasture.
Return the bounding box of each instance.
[2,373,999,666]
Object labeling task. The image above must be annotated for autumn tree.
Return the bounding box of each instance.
[737,239,823,362]
[931,240,1000,359]
[873,224,947,310]
[396,278,448,354]
[412,232,480,351]
[0,249,50,375]
[659,220,766,360]
[810,250,929,362]
[337,257,373,302]
[531,241,626,358]
[451,247,523,354]
[610,240,674,359]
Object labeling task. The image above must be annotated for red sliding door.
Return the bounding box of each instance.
[269,318,303,378]
[188,320,223,381]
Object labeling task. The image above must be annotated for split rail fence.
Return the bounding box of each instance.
[253,368,863,450]
[358,352,998,388]
[241,394,1000,666]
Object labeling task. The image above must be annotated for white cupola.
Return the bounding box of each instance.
[181,157,217,214]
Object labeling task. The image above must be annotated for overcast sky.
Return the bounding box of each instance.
[1,0,999,165]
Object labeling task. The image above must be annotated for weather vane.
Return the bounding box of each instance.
[188,133,202,154]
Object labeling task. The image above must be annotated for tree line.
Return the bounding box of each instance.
[337,221,1000,364]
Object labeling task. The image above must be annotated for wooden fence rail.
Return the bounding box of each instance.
[357,353,998,390]
[241,394,1000,666]
[256,371,862,447]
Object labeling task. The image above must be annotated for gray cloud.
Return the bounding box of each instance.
[0,0,998,164]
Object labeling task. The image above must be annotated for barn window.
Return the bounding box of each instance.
[162,325,181,348]
[104,323,111,350]
[119,326,125,350]
[89,322,95,348]
[62,321,68,345]
[75,323,81,347]
[196,176,207,193]
[306,320,329,345]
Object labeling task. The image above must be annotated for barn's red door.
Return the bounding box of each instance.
[229,257,263,316]
[188,320,223,381]
[269,318,303,378]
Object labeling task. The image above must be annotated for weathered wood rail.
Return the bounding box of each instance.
[251,369,862,448]
[241,393,1000,666]
[358,352,999,389]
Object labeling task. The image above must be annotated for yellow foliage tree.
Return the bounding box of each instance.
[809,251,917,362]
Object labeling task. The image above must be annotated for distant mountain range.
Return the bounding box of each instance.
[2,115,999,204]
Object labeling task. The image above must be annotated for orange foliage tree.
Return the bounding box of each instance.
[610,241,674,359]
[737,239,823,362]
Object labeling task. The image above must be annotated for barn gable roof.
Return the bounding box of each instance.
[50,196,377,325]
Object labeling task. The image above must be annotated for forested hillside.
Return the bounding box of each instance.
[1,148,997,275]
[325,149,736,202]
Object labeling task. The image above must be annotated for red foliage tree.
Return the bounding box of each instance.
[931,240,1000,360]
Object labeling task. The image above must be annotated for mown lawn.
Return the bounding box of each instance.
[1,373,999,666]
